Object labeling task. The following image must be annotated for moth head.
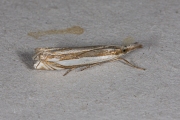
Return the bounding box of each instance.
[122,42,143,54]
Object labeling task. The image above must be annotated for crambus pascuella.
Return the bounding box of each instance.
[33,42,145,76]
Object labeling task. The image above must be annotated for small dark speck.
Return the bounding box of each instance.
[176,10,178,13]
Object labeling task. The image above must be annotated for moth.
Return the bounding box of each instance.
[33,42,145,76]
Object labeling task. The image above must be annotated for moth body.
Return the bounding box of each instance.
[33,42,145,75]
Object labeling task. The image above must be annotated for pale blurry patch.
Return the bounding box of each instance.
[122,36,134,46]
[28,26,84,39]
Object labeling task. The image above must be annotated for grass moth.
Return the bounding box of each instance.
[33,42,145,76]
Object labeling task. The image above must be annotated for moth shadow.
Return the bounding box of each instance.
[17,51,34,69]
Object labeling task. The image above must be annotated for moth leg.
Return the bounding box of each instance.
[63,68,76,76]
[80,63,101,71]
[45,62,56,70]
[35,60,41,69]
[118,57,146,70]
[41,61,54,70]
[80,57,121,71]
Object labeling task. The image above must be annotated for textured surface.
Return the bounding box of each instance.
[0,0,180,120]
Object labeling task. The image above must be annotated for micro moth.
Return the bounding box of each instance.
[33,42,145,76]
